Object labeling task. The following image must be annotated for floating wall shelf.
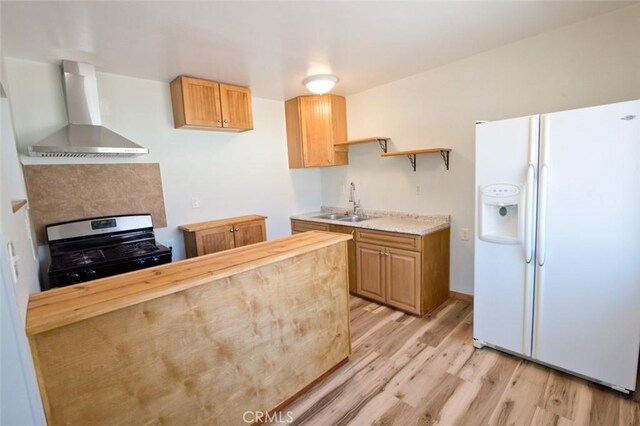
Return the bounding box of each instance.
[334,137,391,153]
[381,148,452,172]
[12,199,27,214]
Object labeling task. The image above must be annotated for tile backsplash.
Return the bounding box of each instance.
[23,163,167,244]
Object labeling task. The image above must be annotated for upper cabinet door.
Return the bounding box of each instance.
[299,96,333,167]
[285,94,349,168]
[180,77,223,127]
[219,84,254,131]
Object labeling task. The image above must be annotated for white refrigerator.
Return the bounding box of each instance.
[474,99,640,393]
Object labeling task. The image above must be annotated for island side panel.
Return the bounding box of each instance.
[29,242,350,426]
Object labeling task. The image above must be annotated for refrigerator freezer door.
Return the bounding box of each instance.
[474,115,539,356]
[533,100,640,391]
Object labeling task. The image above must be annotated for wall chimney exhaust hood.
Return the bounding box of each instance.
[28,61,148,157]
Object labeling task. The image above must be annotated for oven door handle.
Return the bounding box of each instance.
[110,232,145,239]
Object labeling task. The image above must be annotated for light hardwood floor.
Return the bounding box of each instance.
[269,296,640,426]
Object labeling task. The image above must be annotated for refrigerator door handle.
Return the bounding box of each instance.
[525,164,535,263]
[537,163,549,266]
[537,114,550,267]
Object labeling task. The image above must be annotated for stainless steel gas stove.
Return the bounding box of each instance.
[44,214,172,291]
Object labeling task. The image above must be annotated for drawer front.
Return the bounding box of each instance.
[356,229,421,251]
[291,219,330,234]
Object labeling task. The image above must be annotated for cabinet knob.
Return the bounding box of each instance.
[223,119,229,123]
[230,228,235,232]
[235,227,239,232]
[379,250,385,256]
[217,119,222,123]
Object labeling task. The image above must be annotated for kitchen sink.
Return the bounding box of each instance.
[313,213,351,220]
[337,215,373,222]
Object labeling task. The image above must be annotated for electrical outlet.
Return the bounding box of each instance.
[461,228,470,241]
[415,185,423,195]
[191,197,200,209]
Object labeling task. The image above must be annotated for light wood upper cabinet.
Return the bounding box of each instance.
[175,77,222,128]
[171,76,253,132]
[285,94,348,168]
[219,83,253,130]
[180,215,266,258]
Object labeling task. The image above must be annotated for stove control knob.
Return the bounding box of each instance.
[67,272,81,282]
[135,258,146,266]
[150,256,160,264]
[85,269,97,278]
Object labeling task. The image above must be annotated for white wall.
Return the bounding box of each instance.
[4,59,322,261]
[322,5,640,295]
[0,77,45,424]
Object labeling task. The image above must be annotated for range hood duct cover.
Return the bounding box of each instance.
[28,60,148,158]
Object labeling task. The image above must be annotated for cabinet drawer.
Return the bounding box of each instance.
[356,229,420,251]
[291,219,330,234]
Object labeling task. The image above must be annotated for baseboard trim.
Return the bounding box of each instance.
[450,291,473,303]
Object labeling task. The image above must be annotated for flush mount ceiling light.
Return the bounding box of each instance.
[302,74,339,95]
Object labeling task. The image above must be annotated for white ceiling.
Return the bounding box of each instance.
[1,1,635,100]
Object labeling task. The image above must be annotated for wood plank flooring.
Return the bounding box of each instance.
[268,296,640,426]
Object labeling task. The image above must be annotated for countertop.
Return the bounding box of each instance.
[178,214,267,232]
[26,231,351,336]
[291,206,450,236]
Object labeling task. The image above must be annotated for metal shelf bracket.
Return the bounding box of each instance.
[377,138,388,153]
[440,150,450,170]
[407,154,417,172]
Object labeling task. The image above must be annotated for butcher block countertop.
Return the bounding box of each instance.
[26,231,350,336]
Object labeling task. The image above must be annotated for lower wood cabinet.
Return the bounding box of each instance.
[290,220,357,292]
[180,215,267,258]
[356,243,386,303]
[356,243,422,312]
[329,225,357,294]
[385,247,421,313]
[290,219,450,315]
[356,228,448,315]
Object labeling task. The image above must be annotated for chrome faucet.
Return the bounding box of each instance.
[349,182,361,216]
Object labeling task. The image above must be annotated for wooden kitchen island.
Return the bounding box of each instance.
[26,231,352,426]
